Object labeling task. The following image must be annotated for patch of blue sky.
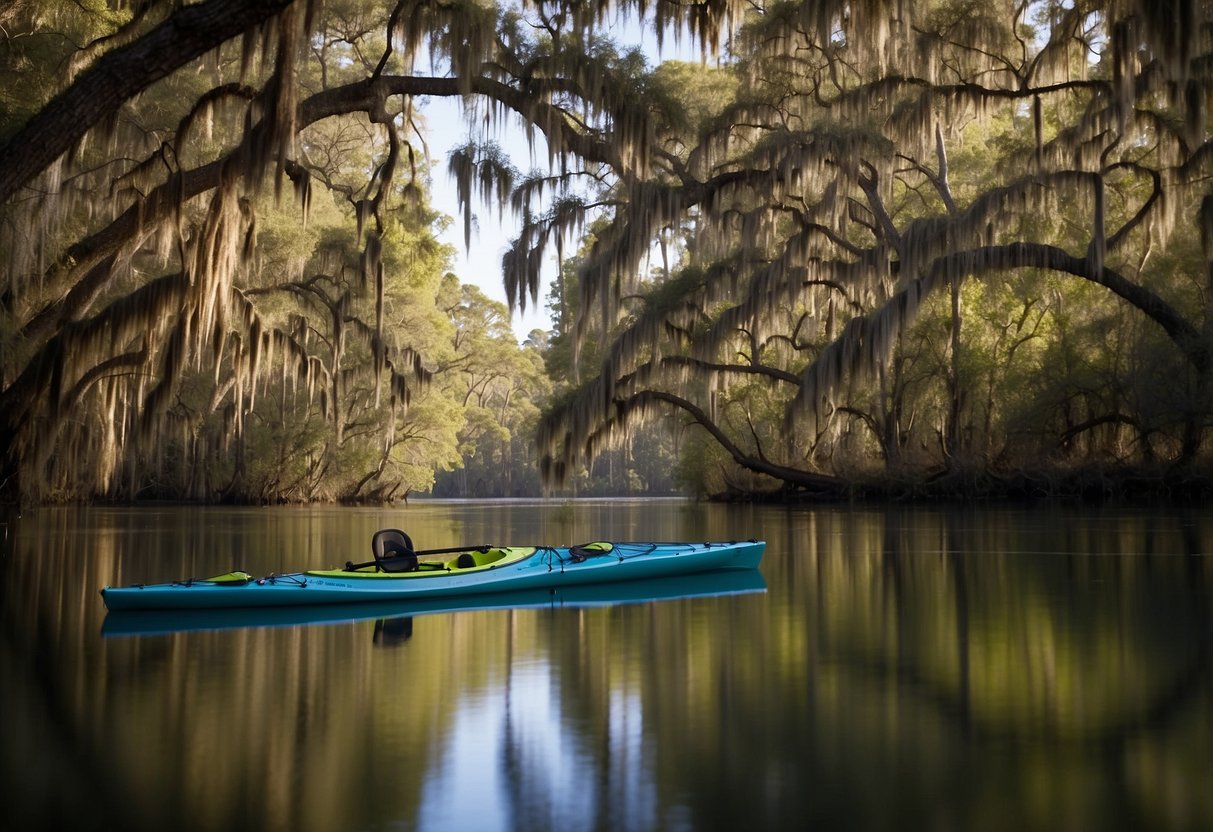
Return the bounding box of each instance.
[419,7,708,340]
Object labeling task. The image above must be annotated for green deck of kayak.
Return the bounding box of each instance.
[306,546,537,578]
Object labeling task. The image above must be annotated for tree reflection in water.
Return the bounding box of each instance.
[2,503,1211,831]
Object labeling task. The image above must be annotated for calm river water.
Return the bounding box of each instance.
[2,500,1211,831]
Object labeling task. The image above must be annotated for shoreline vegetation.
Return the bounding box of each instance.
[7,462,1210,510]
[712,464,1213,505]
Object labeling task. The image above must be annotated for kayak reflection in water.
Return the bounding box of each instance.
[373,616,413,646]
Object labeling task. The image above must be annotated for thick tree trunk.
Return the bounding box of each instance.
[946,277,963,461]
[0,427,19,506]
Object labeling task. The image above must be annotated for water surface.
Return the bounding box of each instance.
[2,501,1211,831]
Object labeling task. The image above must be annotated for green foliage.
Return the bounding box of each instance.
[649,60,740,141]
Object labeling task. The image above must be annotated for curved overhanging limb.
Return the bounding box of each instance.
[617,389,843,493]
[791,241,1210,433]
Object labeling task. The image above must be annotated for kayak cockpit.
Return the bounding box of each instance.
[310,544,535,579]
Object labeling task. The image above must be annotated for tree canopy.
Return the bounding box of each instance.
[2,0,1212,503]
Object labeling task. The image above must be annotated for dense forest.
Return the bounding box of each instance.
[1,0,1212,505]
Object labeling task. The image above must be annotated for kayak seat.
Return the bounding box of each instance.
[372,529,417,573]
[380,552,418,573]
[448,548,509,570]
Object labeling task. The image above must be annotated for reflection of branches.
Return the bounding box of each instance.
[499,610,555,831]
[824,619,1212,749]
[841,522,1213,750]
[0,567,135,826]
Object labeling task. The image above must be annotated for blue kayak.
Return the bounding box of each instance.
[100,535,766,612]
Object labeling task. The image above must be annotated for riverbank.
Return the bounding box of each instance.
[712,463,1213,505]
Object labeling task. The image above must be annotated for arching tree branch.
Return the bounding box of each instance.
[621,389,843,492]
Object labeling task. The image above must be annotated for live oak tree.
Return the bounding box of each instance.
[0,0,449,502]
[2,0,774,504]
[0,0,711,502]
[531,0,1213,496]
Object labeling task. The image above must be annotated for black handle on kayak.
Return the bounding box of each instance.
[344,544,492,572]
